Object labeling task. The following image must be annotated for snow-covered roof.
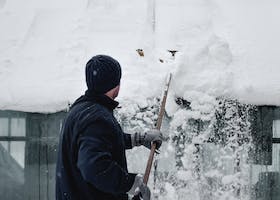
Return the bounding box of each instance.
[1,0,280,113]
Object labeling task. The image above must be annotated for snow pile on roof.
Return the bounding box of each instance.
[0,0,280,113]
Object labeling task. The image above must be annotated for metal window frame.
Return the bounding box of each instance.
[272,109,280,144]
[0,111,27,153]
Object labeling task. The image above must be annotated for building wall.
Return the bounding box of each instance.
[0,110,66,200]
[0,106,280,200]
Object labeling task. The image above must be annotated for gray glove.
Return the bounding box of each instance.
[128,174,151,200]
[131,129,163,150]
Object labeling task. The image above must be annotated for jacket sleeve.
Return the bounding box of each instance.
[124,133,133,149]
[77,120,136,195]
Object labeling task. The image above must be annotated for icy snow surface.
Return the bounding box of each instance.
[0,0,280,112]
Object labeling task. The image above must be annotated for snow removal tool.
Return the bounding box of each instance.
[133,73,172,200]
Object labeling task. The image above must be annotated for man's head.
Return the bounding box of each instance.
[85,55,122,99]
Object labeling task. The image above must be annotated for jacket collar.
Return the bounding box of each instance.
[71,90,119,111]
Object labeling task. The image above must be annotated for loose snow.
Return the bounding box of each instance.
[1,0,280,112]
[1,1,279,199]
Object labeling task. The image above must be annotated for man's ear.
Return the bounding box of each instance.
[105,85,120,99]
[113,85,120,98]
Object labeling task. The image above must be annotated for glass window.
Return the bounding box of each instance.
[0,111,66,200]
[0,117,26,168]
[0,141,8,151]
[251,120,280,199]
[252,120,280,176]
[272,120,280,172]
[273,120,280,138]
[0,117,9,136]
[10,141,25,168]
[11,118,26,136]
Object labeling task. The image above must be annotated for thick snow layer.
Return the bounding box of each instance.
[0,0,280,112]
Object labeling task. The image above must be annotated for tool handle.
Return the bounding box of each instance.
[143,143,157,184]
[143,73,172,183]
[132,74,172,200]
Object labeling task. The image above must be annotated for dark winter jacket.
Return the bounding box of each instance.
[56,91,136,200]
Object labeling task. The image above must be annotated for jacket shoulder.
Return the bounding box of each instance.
[71,102,114,130]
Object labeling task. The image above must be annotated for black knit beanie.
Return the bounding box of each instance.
[85,55,122,94]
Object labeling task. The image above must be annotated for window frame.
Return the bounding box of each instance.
[0,110,27,166]
[272,108,280,143]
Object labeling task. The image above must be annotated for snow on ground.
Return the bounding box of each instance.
[0,0,280,113]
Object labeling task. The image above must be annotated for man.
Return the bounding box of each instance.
[56,55,163,200]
